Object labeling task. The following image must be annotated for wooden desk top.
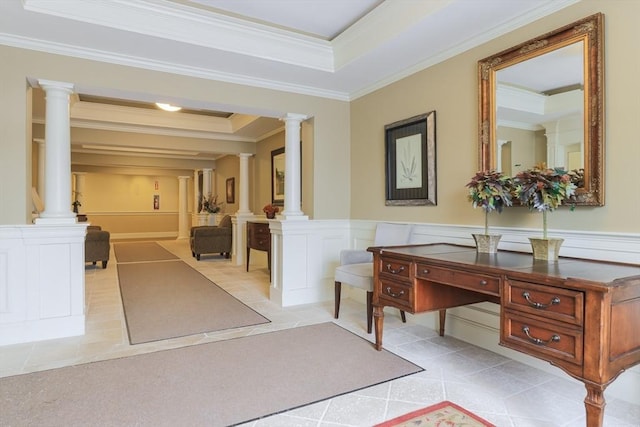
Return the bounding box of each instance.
[371,243,640,290]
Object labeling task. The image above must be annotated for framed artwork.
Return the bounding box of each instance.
[153,194,160,210]
[226,177,235,204]
[384,111,437,206]
[271,147,285,206]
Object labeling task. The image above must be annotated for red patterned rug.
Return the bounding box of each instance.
[375,400,495,427]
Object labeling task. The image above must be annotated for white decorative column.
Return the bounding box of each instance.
[201,168,212,208]
[177,176,190,239]
[237,153,252,215]
[35,138,46,205]
[72,172,86,213]
[232,153,253,267]
[280,113,308,220]
[193,169,200,213]
[35,79,76,224]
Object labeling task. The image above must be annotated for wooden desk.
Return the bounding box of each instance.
[369,243,640,427]
[246,221,271,272]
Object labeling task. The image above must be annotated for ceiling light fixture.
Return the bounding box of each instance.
[155,102,182,112]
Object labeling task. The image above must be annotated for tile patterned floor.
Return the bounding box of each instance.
[1,239,639,426]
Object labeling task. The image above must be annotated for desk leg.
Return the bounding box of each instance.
[246,248,250,272]
[584,383,605,427]
[373,305,384,351]
[439,309,446,336]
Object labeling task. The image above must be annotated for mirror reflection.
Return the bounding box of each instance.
[496,42,584,177]
[478,13,604,205]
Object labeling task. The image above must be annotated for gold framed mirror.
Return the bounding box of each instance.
[478,13,604,206]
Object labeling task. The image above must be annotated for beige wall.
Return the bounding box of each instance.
[0,44,350,225]
[350,1,640,233]
[213,155,240,215]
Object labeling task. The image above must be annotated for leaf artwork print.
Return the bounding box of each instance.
[395,133,422,189]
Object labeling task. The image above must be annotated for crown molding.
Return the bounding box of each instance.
[349,0,581,100]
[0,32,350,101]
[23,0,334,71]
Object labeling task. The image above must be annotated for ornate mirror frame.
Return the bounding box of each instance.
[478,13,604,206]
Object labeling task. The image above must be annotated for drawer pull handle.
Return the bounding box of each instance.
[385,264,405,274]
[479,280,488,286]
[422,269,429,274]
[385,287,405,298]
[522,292,560,309]
[522,326,560,346]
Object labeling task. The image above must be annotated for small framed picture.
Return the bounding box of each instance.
[271,147,285,206]
[226,177,235,204]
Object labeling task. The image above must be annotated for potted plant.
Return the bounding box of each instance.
[72,200,81,214]
[466,170,514,253]
[201,194,222,214]
[263,204,279,219]
[514,166,576,260]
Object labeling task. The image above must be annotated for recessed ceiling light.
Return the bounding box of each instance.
[155,102,182,112]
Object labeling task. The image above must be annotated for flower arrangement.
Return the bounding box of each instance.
[201,194,222,213]
[514,167,576,238]
[466,170,514,235]
[263,204,280,218]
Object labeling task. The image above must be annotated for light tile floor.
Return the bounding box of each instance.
[1,239,639,427]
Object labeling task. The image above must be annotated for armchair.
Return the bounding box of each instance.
[85,226,110,269]
[190,215,232,260]
[334,223,412,333]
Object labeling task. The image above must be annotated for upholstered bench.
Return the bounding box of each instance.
[85,226,110,268]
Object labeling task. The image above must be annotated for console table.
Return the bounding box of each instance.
[246,221,271,272]
[369,243,640,427]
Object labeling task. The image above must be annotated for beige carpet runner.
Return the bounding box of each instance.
[0,322,422,427]
[113,241,179,263]
[117,259,269,344]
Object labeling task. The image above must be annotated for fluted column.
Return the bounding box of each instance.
[281,113,308,220]
[237,153,252,215]
[35,138,46,205]
[35,79,75,224]
[178,176,190,239]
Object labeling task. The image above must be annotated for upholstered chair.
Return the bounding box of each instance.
[334,223,412,333]
[85,227,110,269]
[190,215,233,260]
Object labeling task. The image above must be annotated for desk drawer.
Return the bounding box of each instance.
[502,311,583,365]
[379,257,412,281]
[378,278,412,310]
[249,234,270,251]
[416,263,500,296]
[504,279,583,326]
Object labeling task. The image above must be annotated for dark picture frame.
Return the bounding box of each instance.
[385,111,437,206]
[271,147,285,206]
[226,177,235,204]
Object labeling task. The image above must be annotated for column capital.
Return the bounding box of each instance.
[280,113,308,123]
[178,175,190,180]
[38,79,75,93]
[238,153,253,159]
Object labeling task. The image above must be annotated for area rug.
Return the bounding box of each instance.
[117,260,269,344]
[375,400,495,427]
[0,322,423,427]
[113,241,179,263]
